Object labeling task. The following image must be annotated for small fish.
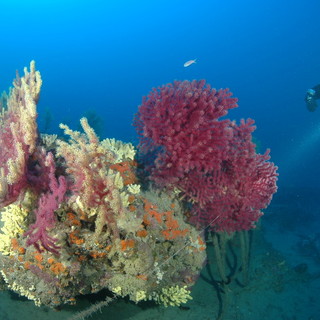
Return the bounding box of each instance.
[183,59,197,67]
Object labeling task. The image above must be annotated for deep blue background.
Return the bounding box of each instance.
[1,0,320,188]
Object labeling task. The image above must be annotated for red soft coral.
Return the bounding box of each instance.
[189,120,278,232]
[135,80,237,190]
[134,80,278,232]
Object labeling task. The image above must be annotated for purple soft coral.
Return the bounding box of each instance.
[24,152,67,254]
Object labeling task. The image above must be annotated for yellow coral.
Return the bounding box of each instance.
[100,138,136,162]
[109,170,124,190]
[135,290,147,302]
[151,285,192,307]
[40,134,58,149]
[111,286,122,295]
[127,184,140,194]
[0,204,29,255]
[0,270,41,306]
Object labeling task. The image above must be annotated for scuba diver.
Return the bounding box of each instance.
[305,84,320,111]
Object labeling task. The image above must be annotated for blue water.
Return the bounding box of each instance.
[1,1,320,319]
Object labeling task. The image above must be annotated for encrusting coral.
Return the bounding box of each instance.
[0,62,206,308]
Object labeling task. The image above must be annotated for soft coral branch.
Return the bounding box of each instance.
[24,152,67,254]
[135,80,278,232]
[0,61,41,208]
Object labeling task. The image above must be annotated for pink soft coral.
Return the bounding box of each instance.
[24,152,67,254]
[134,80,278,232]
[0,61,41,207]
[135,80,238,193]
[189,119,278,232]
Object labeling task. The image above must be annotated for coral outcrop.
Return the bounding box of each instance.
[0,62,206,308]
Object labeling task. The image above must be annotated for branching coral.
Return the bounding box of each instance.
[134,80,278,232]
[24,152,67,254]
[0,61,41,207]
[56,117,138,241]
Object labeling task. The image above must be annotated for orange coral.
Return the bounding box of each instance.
[143,213,151,226]
[161,229,189,240]
[144,199,162,223]
[120,239,135,251]
[67,212,81,226]
[164,211,178,229]
[128,195,135,203]
[68,297,76,305]
[90,251,107,259]
[34,253,43,262]
[69,231,84,245]
[110,160,137,185]
[136,274,148,281]
[18,247,26,255]
[77,255,87,262]
[161,211,189,240]
[141,198,190,240]
[197,236,206,251]
[11,238,19,251]
[36,263,44,270]
[136,229,148,238]
[50,262,66,275]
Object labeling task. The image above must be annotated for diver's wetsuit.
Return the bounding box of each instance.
[305,84,320,111]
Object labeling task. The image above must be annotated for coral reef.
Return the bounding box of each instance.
[0,62,277,312]
[0,62,206,308]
